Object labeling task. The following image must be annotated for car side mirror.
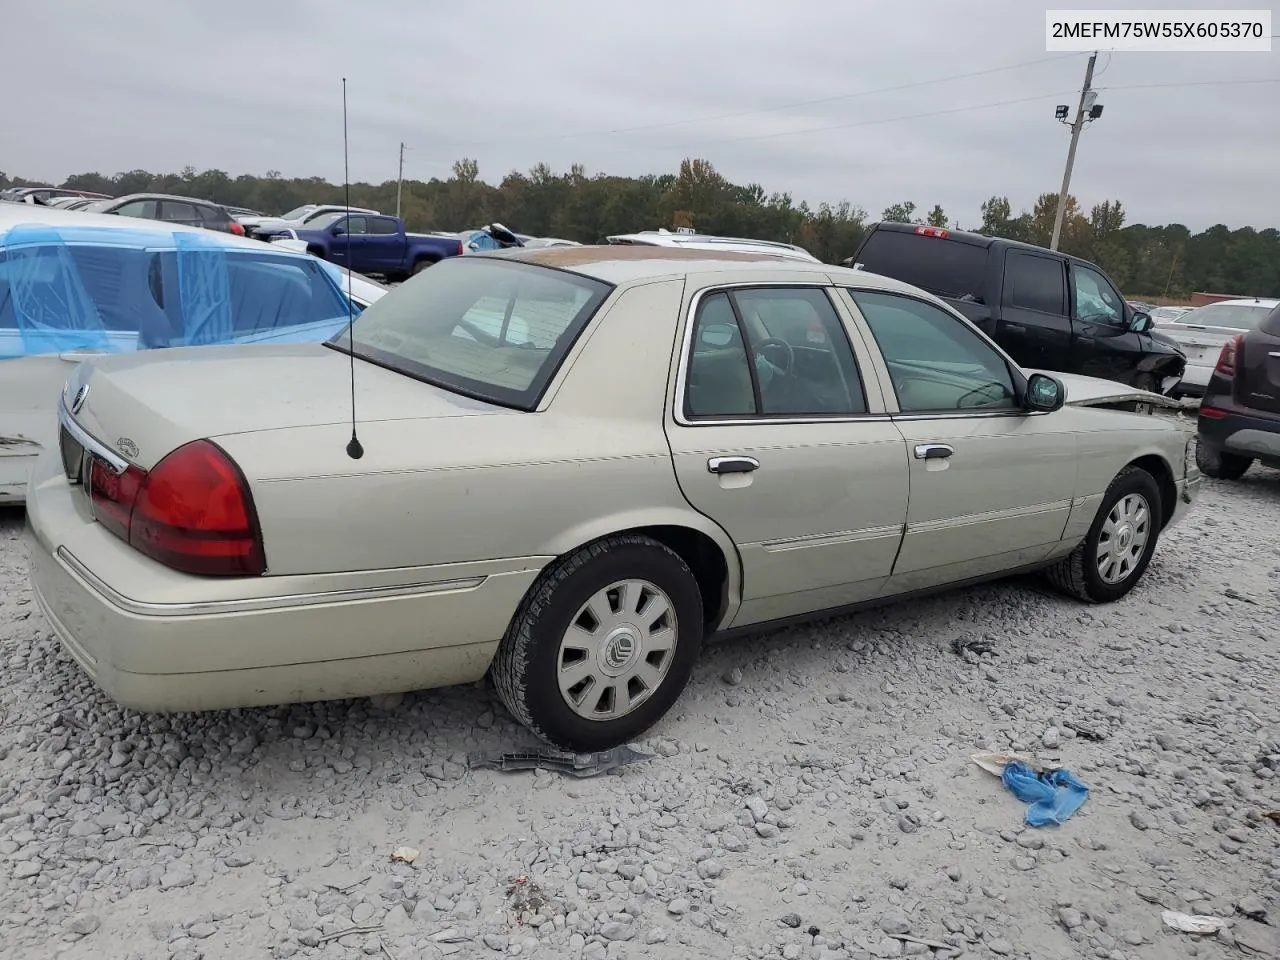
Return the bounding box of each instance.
[1129,311,1153,333]
[331,224,347,236]
[1025,372,1065,412]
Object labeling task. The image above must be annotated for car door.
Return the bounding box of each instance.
[328,216,368,267]
[664,280,909,627]
[840,288,1078,593]
[998,249,1072,371]
[1069,261,1144,382]
[364,216,404,273]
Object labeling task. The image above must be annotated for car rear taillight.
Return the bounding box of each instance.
[456,239,465,256]
[228,221,246,236]
[1214,334,1241,377]
[914,226,949,239]
[88,440,265,577]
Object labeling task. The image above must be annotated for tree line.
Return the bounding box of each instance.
[4,159,1277,298]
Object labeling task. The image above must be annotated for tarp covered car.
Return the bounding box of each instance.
[0,205,384,504]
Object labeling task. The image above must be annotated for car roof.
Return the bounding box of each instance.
[493,243,932,296]
[104,192,227,207]
[0,201,323,261]
[865,220,1111,268]
[1187,297,1280,309]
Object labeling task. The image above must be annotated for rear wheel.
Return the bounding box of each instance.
[411,258,437,276]
[491,534,704,751]
[1196,443,1252,480]
[1046,466,1162,603]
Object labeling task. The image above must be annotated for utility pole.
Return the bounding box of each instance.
[395,142,405,219]
[1050,51,1099,252]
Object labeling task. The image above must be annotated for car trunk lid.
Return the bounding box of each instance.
[62,341,511,471]
[1235,322,1280,415]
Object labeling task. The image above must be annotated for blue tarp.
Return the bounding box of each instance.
[0,223,356,359]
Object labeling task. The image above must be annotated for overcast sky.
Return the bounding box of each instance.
[7,0,1277,230]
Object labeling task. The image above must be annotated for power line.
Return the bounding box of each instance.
[428,53,1084,151]
[1097,76,1280,92]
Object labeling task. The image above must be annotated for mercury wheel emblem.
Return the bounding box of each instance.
[70,384,89,415]
[603,631,637,670]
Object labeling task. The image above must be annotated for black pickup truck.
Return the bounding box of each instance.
[849,223,1186,393]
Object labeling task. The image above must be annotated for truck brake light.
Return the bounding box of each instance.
[914,226,950,239]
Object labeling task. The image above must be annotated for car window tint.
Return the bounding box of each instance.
[199,205,230,226]
[853,229,987,300]
[1004,251,1066,314]
[337,257,611,410]
[731,287,867,415]
[343,217,368,235]
[849,290,1017,412]
[113,200,157,219]
[368,217,398,235]
[159,202,199,222]
[1072,264,1125,326]
[685,292,756,418]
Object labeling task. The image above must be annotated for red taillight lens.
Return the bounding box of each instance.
[126,440,266,577]
[914,226,949,239]
[1214,334,1241,377]
[456,239,464,256]
[1199,407,1228,419]
[228,221,245,236]
[88,459,146,541]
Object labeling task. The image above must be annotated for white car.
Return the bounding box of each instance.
[0,204,387,505]
[607,229,819,262]
[1149,305,1191,324]
[1154,298,1280,396]
[238,204,380,239]
[27,246,1198,749]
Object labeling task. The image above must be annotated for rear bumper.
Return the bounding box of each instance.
[24,451,547,712]
[1198,404,1280,464]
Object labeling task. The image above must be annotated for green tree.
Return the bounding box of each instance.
[881,201,917,223]
[926,205,947,228]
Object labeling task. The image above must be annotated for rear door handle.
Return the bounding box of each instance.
[707,455,760,475]
[1005,323,1026,333]
[914,443,954,460]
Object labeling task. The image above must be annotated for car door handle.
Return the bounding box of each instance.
[1005,323,1026,333]
[707,456,760,475]
[913,443,954,460]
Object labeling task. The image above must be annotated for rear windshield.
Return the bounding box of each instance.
[856,229,987,301]
[0,232,354,357]
[330,256,612,410]
[1177,302,1274,331]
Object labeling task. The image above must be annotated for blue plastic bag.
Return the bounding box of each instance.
[1001,761,1089,827]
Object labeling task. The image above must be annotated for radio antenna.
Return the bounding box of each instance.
[341,77,363,460]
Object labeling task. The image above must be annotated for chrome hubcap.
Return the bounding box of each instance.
[1096,493,1150,584]
[557,579,677,721]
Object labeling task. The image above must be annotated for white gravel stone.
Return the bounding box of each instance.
[2,452,1277,959]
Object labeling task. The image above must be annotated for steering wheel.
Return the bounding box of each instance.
[956,381,1008,409]
[754,337,795,375]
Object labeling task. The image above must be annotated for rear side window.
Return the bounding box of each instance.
[1261,305,1280,336]
[368,217,399,235]
[200,205,232,226]
[855,229,987,301]
[1003,251,1066,314]
[1179,302,1273,331]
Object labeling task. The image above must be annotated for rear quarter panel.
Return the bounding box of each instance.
[214,278,739,582]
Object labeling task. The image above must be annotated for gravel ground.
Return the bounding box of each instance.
[2,455,1279,960]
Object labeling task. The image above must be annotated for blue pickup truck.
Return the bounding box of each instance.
[261,212,464,280]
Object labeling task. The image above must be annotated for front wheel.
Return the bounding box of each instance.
[491,534,704,751]
[1196,443,1252,480]
[1046,466,1162,603]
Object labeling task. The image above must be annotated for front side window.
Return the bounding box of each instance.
[684,287,868,419]
[1072,263,1125,326]
[849,290,1017,413]
[331,257,612,409]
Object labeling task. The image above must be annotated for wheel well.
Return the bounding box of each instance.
[1129,454,1177,529]
[630,525,730,632]
[306,245,324,258]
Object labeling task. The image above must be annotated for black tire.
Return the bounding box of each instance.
[1046,466,1163,604]
[491,534,704,751]
[1195,443,1252,480]
[411,258,436,275]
